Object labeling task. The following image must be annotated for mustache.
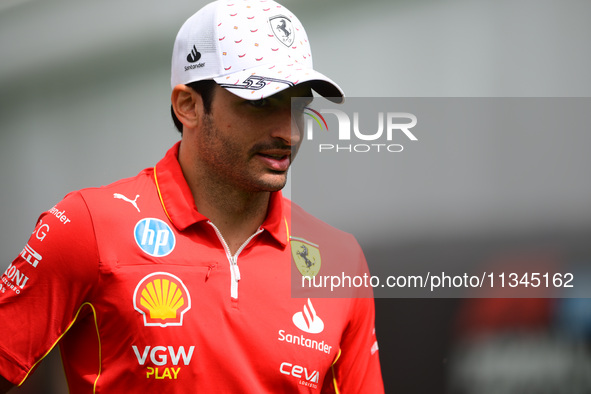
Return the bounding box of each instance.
[249,141,294,155]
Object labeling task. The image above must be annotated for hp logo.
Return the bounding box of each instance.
[134,218,176,257]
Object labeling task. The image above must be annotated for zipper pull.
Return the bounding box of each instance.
[233,263,241,281]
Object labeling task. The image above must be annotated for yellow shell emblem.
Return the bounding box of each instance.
[291,237,321,277]
[133,272,191,327]
[140,278,184,319]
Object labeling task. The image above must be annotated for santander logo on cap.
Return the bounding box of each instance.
[292,298,324,334]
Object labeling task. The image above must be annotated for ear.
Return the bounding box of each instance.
[171,84,204,131]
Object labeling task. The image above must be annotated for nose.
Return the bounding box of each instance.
[271,106,302,148]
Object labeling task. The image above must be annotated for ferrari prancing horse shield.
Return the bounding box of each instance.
[291,238,321,277]
[269,15,295,47]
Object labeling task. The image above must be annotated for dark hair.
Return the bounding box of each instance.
[171,80,217,134]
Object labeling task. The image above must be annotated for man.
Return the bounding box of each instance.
[0,0,383,392]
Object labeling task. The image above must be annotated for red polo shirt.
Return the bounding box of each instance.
[0,142,383,393]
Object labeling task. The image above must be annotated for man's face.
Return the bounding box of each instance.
[193,83,313,193]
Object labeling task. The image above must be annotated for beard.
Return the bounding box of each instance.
[197,114,293,194]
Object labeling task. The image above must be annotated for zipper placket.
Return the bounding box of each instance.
[208,221,264,300]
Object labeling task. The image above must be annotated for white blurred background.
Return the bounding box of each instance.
[2,0,591,392]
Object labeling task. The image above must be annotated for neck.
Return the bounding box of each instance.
[179,144,271,254]
[196,183,271,254]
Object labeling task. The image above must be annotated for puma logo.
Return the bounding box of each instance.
[113,193,140,212]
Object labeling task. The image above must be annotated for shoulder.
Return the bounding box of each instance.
[283,197,374,297]
[75,168,154,209]
[284,197,359,250]
[55,167,167,223]
[43,167,157,244]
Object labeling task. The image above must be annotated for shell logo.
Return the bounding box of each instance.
[133,272,191,327]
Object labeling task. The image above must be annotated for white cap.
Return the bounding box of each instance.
[171,0,344,103]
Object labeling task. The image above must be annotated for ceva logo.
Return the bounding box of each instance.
[280,361,320,389]
[134,218,176,257]
[292,298,324,334]
[133,272,191,327]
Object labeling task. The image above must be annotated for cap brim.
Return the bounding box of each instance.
[213,66,344,104]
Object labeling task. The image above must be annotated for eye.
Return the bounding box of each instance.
[295,102,308,113]
[299,98,314,112]
[248,98,269,108]
[291,98,312,114]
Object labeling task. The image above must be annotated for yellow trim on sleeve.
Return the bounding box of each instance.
[331,348,342,366]
[18,302,102,392]
[87,303,102,394]
[153,166,174,225]
[331,349,342,394]
[331,365,341,394]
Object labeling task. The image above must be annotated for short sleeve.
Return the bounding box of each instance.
[0,192,99,386]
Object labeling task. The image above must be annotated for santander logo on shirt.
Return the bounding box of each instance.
[292,298,324,334]
[277,299,333,355]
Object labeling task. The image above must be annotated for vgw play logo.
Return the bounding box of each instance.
[303,106,418,153]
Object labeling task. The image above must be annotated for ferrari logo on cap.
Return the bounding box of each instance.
[269,15,295,47]
[291,237,321,277]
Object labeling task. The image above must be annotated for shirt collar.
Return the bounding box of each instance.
[154,142,288,247]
